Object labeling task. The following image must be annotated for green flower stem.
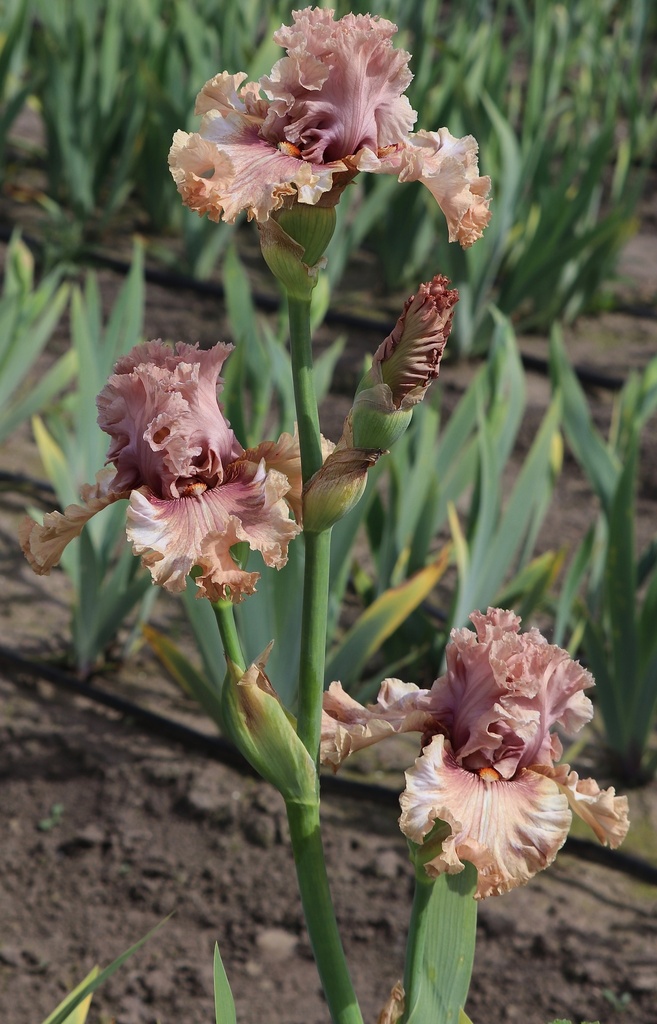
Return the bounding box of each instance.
[285,289,362,1024]
[402,862,478,1024]
[212,598,245,673]
[286,294,331,762]
[287,296,323,482]
[287,799,364,1024]
[297,527,331,757]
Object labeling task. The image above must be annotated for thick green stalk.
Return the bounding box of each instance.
[287,294,331,760]
[402,863,478,1023]
[297,528,331,756]
[287,799,364,1024]
[287,296,323,483]
[286,289,362,1024]
[212,598,245,673]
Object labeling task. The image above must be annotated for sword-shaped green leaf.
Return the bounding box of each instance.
[326,547,451,688]
[214,942,237,1024]
[40,918,168,1024]
[143,624,224,730]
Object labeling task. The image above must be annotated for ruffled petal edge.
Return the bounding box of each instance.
[320,679,434,770]
[19,468,129,574]
[535,763,630,848]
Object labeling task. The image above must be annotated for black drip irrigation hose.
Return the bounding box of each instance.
[1,225,650,394]
[1,644,656,888]
[0,470,55,506]
[74,249,639,393]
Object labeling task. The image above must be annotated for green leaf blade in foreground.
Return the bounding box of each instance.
[143,623,224,730]
[0,282,69,409]
[42,965,98,1024]
[0,347,77,445]
[40,918,169,1024]
[182,578,228,695]
[549,326,618,512]
[403,863,477,1024]
[603,432,638,751]
[214,941,237,1024]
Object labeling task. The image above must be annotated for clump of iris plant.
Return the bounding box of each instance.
[20,8,630,1024]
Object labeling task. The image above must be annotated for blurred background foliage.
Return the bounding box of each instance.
[1,0,655,351]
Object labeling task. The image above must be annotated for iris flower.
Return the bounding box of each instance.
[169,7,490,246]
[321,608,629,898]
[20,341,301,602]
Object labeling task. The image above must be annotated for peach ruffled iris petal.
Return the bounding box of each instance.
[98,340,239,496]
[243,428,303,525]
[536,764,629,848]
[320,679,436,769]
[125,459,298,601]
[170,120,337,224]
[400,735,572,899]
[19,468,129,574]
[362,129,491,248]
[263,9,416,163]
[436,607,596,777]
[168,7,490,243]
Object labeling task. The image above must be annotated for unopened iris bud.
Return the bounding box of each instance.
[258,204,336,300]
[302,447,385,533]
[351,275,458,449]
[221,645,317,802]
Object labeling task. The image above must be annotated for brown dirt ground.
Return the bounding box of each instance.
[1,166,657,1022]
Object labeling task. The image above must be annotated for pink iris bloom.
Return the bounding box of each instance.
[20,342,301,602]
[321,608,629,898]
[169,7,491,247]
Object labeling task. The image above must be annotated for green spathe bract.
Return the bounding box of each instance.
[258,210,335,302]
[220,649,317,803]
[351,385,414,450]
[302,447,385,534]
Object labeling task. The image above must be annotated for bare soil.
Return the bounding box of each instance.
[0,186,657,1024]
